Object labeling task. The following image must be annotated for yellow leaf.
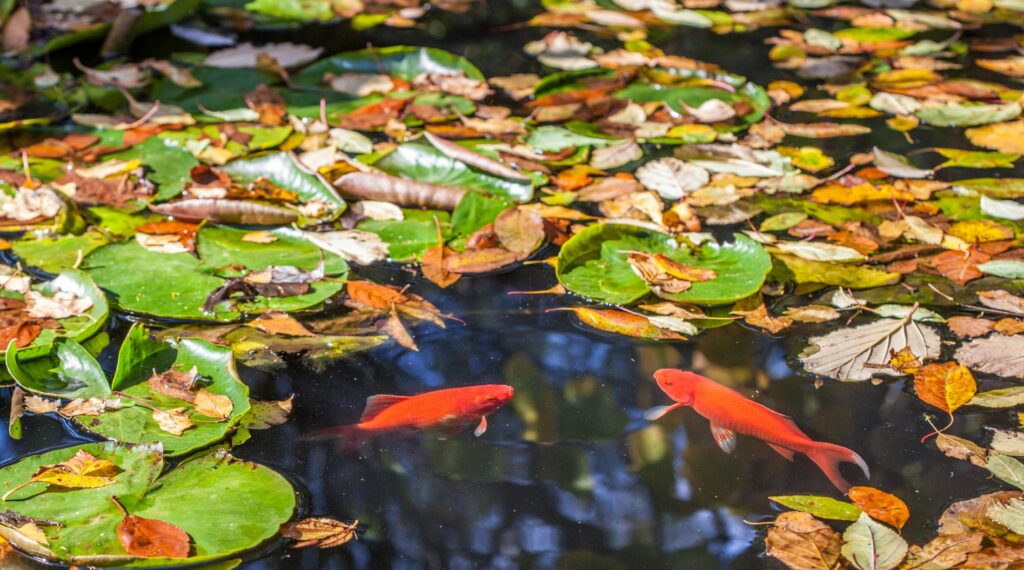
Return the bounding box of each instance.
[2,450,121,501]
[777,146,835,172]
[958,0,993,13]
[886,115,919,132]
[872,69,940,89]
[153,407,193,436]
[810,183,914,205]
[818,106,883,119]
[888,347,922,375]
[948,220,1015,243]
[966,120,1024,154]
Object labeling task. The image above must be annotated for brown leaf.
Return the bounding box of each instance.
[494,208,544,257]
[2,7,31,53]
[153,407,193,436]
[149,199,298,226]
[732,295,792,334]
[778,121,872,138]
[421,244,461,288]
[59,398,125,417]
[783,305,841,323]
[118,513,190,558]
[965,537,1024,567]
[914,362,976,414]
[22,394,58,415]
[935,432,988,467]
[193,389,233,421]
[148,368,198,403]
[948,316,995,339]
[0,321,42,350]
[135,221,200,252]
[423,132,528,181]
[334,172,466,211]
[381,311,418,351]
[903,533,983,570]
[765,511,842,570]
[847,486,910,530]
[248,311,315,337]
[978,290,1024,316]
[444,248,520,274]
[282,517,359,549]
[938,491,1022,537]
[929,249,990,286]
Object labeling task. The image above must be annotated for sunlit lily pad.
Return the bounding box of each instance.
[0,442,294,567]
[556,223,771,305]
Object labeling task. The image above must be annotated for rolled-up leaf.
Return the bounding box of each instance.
[334,172,467,211]
[150,199,298,226]
[424,132,531,182]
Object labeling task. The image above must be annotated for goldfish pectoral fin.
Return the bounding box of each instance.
[643,403,683,422]
[474,416,488,437]
[710,424,736,454]
[768,443,796,461]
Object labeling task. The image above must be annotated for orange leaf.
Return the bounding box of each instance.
[929,249,991,286]
[118,514,191,558]
[914,362,977,414]
[345,281,406,310]
[848,486,910,530]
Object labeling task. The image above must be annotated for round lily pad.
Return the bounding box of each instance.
[0,442,295,567]
[3,270,110,362]
[556,223,772,306]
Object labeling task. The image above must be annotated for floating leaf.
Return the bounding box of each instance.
[913,362,976,414]
[770,496,862,521]
[117,510,191,559]
[847,487,910,531]
[2,450,120,502]
[801,316,941,381]
[282,517,359,549]
[766,512,843,570]
[955,335,1024,379]
[841,513,908,570]
[987,454,1024,491]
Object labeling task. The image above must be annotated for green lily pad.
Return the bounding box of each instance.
[556,223,772,306]
[196,225,349,276]
[2,270,110,361]
[85,241,237,322]
[372,141,534,203]
[220,151,345,211]
[292,45,485,89]
[111,137,199,201]
[357,209,452,261]
[0,443,294,567]
[7,337,111,399]
[84,239,343,322]
[12,232,110,275]
[79,329,251,456]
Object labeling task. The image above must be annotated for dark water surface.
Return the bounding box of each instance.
[4,6,1018,569]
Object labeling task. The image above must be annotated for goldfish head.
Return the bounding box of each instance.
[653,369,703,405]
[468,384,515,416]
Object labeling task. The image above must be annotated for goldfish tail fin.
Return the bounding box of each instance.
[805,443,870,493]
[301,425,367,452]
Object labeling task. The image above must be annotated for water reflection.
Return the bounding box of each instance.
[0,263,1010,569]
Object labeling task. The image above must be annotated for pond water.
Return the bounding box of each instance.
[3,2,1023,569]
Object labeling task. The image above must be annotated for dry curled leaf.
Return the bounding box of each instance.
[153,407,193,436]
[765,511,842,570]
[193,389,233,421]
[282,517,359,549]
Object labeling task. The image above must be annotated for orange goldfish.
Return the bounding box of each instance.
[646,369,869,492]
[306,384,514,446]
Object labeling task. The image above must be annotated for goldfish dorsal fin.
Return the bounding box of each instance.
[360,395,410,422]
[710,423,736,454]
